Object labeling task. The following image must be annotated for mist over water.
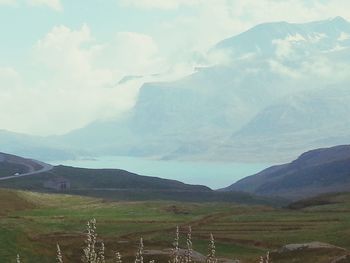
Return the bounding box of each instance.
[50,156,271,189]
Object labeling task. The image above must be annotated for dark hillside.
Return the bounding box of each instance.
[224,145,350,200]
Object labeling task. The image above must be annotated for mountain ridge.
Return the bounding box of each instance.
[223,145,350,200]
[0,151,284,205]
[214,16,350,57]
[56,16,350,162]
[2,17,350,163]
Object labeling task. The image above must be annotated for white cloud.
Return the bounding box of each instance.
[0,24,180,135]
[0,67,21,89]
[144,0,350,66]
[27,0,62,11]
[309,33,327,43]
[286,34,307,43]
[269,60,301,79]
[269,51,350,84]
[2,0,350,135]
[338,32,350,41]
[300,55,350,81]
[0,0,16,5]
[120,0,200,10]
[28,25,129,134]
[36,25,91,67]
[272,34,306,59]
[34,24,106,87]
[0,0,62,10]
[98,32,165,75]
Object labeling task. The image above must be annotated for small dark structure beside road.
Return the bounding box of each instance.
[44,176,70,191]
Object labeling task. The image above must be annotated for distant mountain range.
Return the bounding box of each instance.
[2,17,350,162]
[223,145,350,200]
[0,129,78,161]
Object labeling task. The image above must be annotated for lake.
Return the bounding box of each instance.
[50,156,272,189]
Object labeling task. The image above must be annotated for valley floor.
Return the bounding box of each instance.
[1,189,350,263]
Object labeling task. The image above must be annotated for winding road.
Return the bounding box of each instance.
[0,160,53,181]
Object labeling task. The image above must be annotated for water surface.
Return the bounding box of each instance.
[51,156,271,189]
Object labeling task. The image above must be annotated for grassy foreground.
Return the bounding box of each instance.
[1,189,350,262]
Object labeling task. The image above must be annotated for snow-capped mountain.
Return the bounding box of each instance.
[5,17,350,162]
[60,17,350,162]
[214,16,350,58]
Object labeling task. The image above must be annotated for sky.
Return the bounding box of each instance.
[1,0,350,135]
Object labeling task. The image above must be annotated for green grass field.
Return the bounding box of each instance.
[1,188,350,262]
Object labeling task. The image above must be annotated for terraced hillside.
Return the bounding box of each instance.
[1,189,350,263]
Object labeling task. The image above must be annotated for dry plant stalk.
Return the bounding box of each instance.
[206,234,217,263]
[185,226,193,263]
[82,218,98,263]
[97,242,106,263]
[135,237,144,263]
[259,251,270,263]
[115,251,122,263]
[56,243,64,263]
[169,226,181,263]
[15,219,278,263]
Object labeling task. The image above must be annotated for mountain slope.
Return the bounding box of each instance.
[0,152,209,192]
[214,16,350,57]
[288,191,350,209]
[58,17,350,162]
[0,152,44,177]
[216,84,350,162]
[2,17,350,163]
[0,129,77,161]
[0,152,284,205]
[62,62,296,158]
[58,17,350,160]
[0,165,286,205]
[223,145,350,200]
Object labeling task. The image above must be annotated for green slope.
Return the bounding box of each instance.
[1,189,350,262]
[0,165,285,205]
